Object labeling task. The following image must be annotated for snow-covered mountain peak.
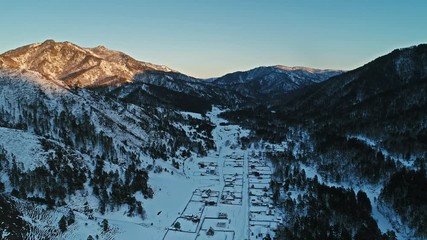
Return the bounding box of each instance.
[0,40,177,88]
[210,65,344,98]
[274,65,340,74]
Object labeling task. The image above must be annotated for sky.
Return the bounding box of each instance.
[1,0,426,78]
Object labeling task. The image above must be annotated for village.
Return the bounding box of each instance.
[248,152,282,240]
[162,111,282,240]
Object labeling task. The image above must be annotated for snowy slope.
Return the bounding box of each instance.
[0,67,218,239]
[0,127,53,172]
[0,40,177,88]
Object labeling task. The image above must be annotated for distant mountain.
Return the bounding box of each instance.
[211,65,343,99]
[282,45,427,113]
[0,40,255,112]
[103,70,249,113]
[0,39,175,88]
[277,44,427,155]
[103,65,341,112]
[0,40,340,111]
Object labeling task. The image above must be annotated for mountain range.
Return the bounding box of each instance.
[0,40,343,110]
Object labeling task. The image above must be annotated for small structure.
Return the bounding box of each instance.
[202,189,212,198]
[217,222,226,228]
[218,212,228,219]
[206,166,216,174]
[226,194,234,201]
[225,177,235,182]
[207,227,215,236]
[266,209,275,215]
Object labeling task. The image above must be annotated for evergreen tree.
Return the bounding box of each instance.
[102,219,109,232]
[10,157,20,186]
[174,221,181,230]
[59,216,67,232]
[357,190,372,215]
[68,210,75,225]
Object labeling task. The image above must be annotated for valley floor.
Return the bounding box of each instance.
[97,107,281,240]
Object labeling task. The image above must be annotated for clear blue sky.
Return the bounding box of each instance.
[1,0,426,78]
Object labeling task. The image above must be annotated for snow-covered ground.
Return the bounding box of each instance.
[132,106,279,240]
[0,127,49,172]
[50,106,261,240]
[162,107,254,240]
[2,106,410,239]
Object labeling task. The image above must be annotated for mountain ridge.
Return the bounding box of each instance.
[0,40,176,88]
[0,40,342,90]
[211,65,343,99]
[0,40,343,112]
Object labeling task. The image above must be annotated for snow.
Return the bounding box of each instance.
[24,106,258,240]
[1,40,178,89]
[1,230,10,238]
[349,135,377,147]
[111,106,275,240]
[0,127,48,171]
[354,185,411,240]
[0,99,411,239]
[180,111,203,120]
